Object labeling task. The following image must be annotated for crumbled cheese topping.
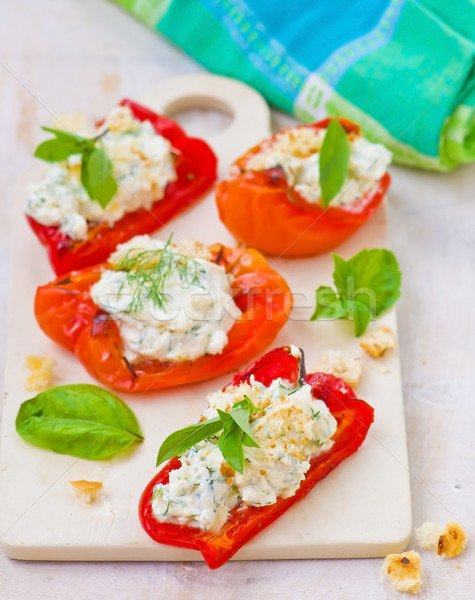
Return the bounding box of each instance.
[244,125,391,206]
[151,376,337,532]
[90,235,241,364]
[26,105,177,240]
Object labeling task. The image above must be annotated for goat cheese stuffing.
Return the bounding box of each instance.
[90,235,241,364]
[25,106,176,240]
[151,373,338,532]
[243,126,391,206]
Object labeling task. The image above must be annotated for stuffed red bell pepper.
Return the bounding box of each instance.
[34,235,292,392]
[26,99,217,275]
[215,118,391,257]
[138,345,374,568]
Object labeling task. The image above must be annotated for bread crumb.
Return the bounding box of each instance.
[70,480,103,504]
[456,564,462,569]
[51,112,90,135]
[416,520,467,558]
[382,551,423,594]
[176,238,212,261]
[25,355,55,391]
[416,520,444,552]
[438,521,467,558]
[360,325,396,357]
[313,350,363,387]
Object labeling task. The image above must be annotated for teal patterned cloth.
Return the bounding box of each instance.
[114,0,475,171]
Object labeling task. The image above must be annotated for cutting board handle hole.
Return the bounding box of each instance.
[162,95,234,138]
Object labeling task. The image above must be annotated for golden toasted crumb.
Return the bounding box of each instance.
[70,480,103,504]
[313,350,363,387]
[438,521,467,558]
[177,238,212,261]
[220,462,235,478]
[360,325,397,357]
[416,520,467,558]
[25,355,55,391]
[382,550,423,594]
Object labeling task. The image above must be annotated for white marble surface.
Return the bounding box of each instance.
[0,1,473,598]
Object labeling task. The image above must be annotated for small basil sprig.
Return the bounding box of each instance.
[319,119,350,207]
[156,396,260,474]
[34,126,118,208]
[16,384,143,460]
[311,248,401,336]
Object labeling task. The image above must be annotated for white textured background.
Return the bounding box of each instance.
[1,1,474,598]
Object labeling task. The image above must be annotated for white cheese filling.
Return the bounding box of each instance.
[243,126,391,206]
[25,106,177,240]
[90,235,241,364]
[151,373,338,532]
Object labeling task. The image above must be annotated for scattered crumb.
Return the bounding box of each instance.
[70,480,103,504]
[313,350,363,388]
[360,325,397,357]
[438,522,467,558]
[25,355,55,391]
[416,521,444,552]
[379,365,391,375]
[416,520,467,558]
[51,112,90,134]
[456,564,462,569]
[177,238,212,260]
[382,550,423,595]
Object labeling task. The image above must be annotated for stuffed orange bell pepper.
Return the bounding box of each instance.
[216,118,391,257]
[34,237,292,392]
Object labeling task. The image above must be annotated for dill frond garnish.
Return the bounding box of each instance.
[112,236,206,314]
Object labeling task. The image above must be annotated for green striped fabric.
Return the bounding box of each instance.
[113,0,475,171]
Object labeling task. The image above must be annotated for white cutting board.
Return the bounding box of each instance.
[0,74,411,562]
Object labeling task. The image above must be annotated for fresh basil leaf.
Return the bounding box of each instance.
[351,299,372,337]
[35,124,118,208]
[156,399,260,474]
[332,253,353,297]
[226,408,259,447]
[233,396,260,414]
[345,249,401,315]
[155,417,221,467]
[15,384,143,460]
[81,147,118,209]
[310,286,345,321]
[41,126,89,143]
[319,119,350,207]
[311,248,401,336]
[218,418,244,474]
[34,138,85,162]
[242,432,260,448]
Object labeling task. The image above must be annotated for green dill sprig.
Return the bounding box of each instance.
[113,235,205,314]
